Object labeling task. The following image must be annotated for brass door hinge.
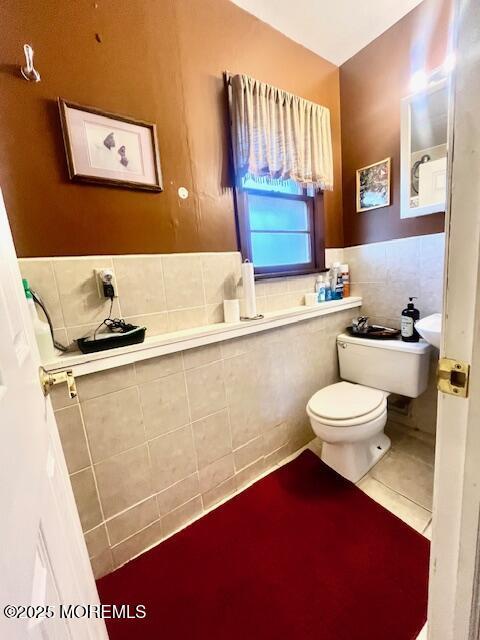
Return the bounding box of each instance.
[437,357,470,398]
[39,367,77,399]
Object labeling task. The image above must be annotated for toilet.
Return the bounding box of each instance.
[307,333,431,482]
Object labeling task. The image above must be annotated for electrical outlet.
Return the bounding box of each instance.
[94,268,117,299]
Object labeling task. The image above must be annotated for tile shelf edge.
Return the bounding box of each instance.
[43,297,362,378]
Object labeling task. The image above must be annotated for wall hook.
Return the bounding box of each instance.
[21,44,41,82]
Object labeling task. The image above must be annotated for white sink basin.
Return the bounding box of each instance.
[416,313,442,348]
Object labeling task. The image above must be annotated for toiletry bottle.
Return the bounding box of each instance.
[325,279,332,301]
[341,264,350,298]
[315,275,322,293]
[401,297,420,343]
[23,278,55,362]
[331,262,343,299]
[329,265,337,299]
[336,267,344,299]
[317,276,326,302]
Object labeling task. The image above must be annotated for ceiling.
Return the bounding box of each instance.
[231,0,425,66]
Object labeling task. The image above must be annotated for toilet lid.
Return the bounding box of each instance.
[307,382,386,421]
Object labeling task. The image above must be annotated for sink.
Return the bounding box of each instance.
[416,313,442,348]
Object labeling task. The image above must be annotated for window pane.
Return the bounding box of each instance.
[248,194,309,231]
[251,232,311,267]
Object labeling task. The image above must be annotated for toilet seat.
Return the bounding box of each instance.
[307,381,387,427]
[307,400,387,427]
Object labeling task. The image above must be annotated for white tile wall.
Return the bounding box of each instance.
[343,233,445,327]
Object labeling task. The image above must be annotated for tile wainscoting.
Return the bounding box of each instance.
[18,251,342,349]
[344,233,444,328]
[51,308,353,578]
[18,238,441,352]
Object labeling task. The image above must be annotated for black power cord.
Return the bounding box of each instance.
[32,289,134,350]
[92,297,136,340]
[31,289,70,352]
[93,297,115,340]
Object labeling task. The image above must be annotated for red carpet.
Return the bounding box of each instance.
[97,450,429,640]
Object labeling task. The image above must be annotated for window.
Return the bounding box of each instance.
[225,72,331,277]
[235,176,325,277]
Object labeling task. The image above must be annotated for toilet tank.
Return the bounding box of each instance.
[337,333,431,398]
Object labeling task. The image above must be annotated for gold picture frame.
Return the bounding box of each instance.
[58,98,163,192]
[356,157,391,212]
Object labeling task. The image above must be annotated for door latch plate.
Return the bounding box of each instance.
[437,357,470,398]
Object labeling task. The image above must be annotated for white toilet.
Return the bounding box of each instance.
[307,333,431,482]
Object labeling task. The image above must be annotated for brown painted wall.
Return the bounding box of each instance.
[340,0,452,247]
[0,0,343,257]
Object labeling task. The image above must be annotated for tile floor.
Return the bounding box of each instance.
[360,421,434,538]
[309,420,435,539]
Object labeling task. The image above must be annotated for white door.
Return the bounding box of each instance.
[427,0,480,638]
[0,189,107,640]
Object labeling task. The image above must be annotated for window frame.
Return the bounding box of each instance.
[224,73,326,279]
[234,184,326,279]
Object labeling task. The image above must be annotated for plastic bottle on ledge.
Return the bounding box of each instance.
[23,278,55,362]
[401,297,420,343]
[317,276,326,302]
[341,264,350,298]
[325,279,332,301]
[330,263,344,300]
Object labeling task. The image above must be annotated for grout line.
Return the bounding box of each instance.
[387,442,435,471]
[199,258,208,311]
[83,493,158,539]
[71,400,110,543]
[371,473,433,514]
[234,453,265,474]
[134,380,159,522]
[422,518,432,534]
[158,257,167,314]
[49,259,67,330]
[110,518,162,556]
[17,253,243,266]
[182,366,200,482]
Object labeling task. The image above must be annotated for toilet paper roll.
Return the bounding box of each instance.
[223,299,240,323]
[241,260,257,318]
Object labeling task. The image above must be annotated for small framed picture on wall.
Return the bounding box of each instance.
[356,158,391,212]
[58,99,163,191]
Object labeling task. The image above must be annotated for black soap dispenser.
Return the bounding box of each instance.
[401,297,420,342]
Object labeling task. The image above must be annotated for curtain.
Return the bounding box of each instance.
[231,74,333,190]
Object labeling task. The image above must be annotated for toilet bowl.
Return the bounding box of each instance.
[307,382,390,482]
[306,333,431,483]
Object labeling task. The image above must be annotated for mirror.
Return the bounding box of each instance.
[400,78,448,218]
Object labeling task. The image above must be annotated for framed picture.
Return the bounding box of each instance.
[58,99,162,191]
[356,157,391,212]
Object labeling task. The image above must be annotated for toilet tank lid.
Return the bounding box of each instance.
[337,333,431,354]
[308,382,386,421]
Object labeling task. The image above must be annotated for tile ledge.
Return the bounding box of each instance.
[43,297,362,378]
